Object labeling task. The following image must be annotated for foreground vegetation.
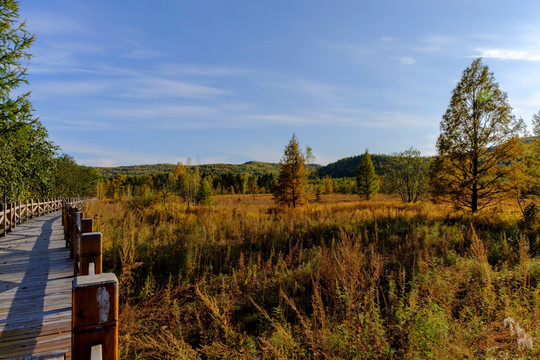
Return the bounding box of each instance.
[84,194,540,359]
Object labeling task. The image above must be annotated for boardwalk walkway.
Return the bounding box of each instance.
[0,213,72,359]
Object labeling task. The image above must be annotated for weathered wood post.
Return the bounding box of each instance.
[70,209,82,260]
[2,203,5,236]
[8,202,13,232]
[17,199,21,225]
[30,199,33,219]
[10,202,15,230]
[74,218,94,276]
[80,232,102,276]
[72,273,119,360]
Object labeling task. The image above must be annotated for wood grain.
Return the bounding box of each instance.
[0,213,72,359]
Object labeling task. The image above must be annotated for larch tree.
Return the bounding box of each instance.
[433,58,525,212]
[0,0,56,201]
[356,150,379,200]
[273,133,308,208]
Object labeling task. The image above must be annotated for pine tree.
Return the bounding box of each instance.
[273,134,308,208]
[196,178,213,205]
[356,150,379,200]
[433,58,525,212]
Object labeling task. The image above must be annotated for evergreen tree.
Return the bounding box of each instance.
[433,58,525,212]
[273,134,308,208]
[196,178,213,205]
[356,150,379,200]
[0,0,56,201]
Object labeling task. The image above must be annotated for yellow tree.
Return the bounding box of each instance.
[273,134,308,208]
[433,58,525,212]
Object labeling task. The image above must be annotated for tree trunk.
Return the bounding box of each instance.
[472,156,478,213]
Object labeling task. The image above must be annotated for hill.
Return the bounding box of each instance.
[95,161,281,178]
[317,154,396,178]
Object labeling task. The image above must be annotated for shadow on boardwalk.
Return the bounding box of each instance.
[0,214,72,359]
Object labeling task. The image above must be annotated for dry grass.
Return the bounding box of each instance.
[83,194,540,359]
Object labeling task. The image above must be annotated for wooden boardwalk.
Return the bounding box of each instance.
[0,213,72,359]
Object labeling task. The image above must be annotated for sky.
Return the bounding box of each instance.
[17,0,540,167]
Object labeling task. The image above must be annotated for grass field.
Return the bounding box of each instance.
[83,194,540,359]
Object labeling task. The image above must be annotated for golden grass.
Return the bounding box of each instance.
[84,194,539,359]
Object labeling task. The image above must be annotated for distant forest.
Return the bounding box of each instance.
[94,155,417,179]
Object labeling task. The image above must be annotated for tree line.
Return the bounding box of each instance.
[0,1,98,203]
[2,0,537,214]
[273,58,539,214]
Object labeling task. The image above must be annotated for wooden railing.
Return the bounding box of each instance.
[63,200,118,360]
[0,198,84,237]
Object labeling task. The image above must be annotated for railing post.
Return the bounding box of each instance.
[9,203,13,232]
[74,218,94,276]
[80,232,102,276]
[30,199,33,219]
[2,203,5,237]
[70,209,81,260]
[17,199,21,225]
[11,202,15,230]
[72,274,119,360]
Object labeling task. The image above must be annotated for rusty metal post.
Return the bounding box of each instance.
[80,232,102,276]
[72,273,118,360]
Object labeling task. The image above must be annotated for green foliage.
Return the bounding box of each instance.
[356,150,379,200]
[51,154,99,197]
[0,0,57,201]
[433,58,526,212]
[273,134,308,207]
[318,153,394,178]
[95,161,281,178]
[385,147,428,202]
[196,178,213,205]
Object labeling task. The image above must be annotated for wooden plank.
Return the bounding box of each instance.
[0,213,73,359]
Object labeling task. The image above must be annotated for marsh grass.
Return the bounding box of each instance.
[83,194,540,359]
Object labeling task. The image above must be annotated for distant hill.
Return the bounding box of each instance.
[95,154,433,180]
[95,161,281,178]
[318,154,395,178]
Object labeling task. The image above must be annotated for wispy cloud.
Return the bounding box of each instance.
[474,48,540,61]
[267,79,344,102]
[400,57,416,65]
[123,49,164,59]
[127,77,231,99]
[157,63,253,77]
[326,43,376,63]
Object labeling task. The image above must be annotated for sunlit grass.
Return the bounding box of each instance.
[84,194,540,359]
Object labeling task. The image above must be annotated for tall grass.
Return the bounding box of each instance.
[84,194,539,359]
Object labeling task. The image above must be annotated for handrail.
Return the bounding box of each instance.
[63,200,118,360]
[0,198,84,237]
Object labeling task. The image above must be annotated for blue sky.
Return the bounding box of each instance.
[19,0,540,166]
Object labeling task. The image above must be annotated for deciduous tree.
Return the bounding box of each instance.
[356,150,379,200]
[0,0,56,201]
[385,147,428,203]
[273,134,308,208]
[432,58,525,212]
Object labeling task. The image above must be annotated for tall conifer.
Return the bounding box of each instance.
[356,150,379,200]
[273,134,308,208]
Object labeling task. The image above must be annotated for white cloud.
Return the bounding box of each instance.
[474,48,540,61]
[400,57,416,65]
